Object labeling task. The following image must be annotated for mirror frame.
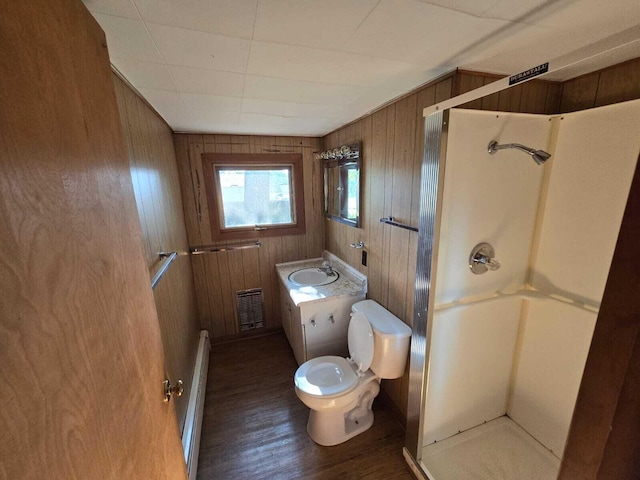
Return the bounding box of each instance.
[323,142,362,228]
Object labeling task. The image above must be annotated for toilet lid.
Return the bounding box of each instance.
[294,356,358,397]
[348,312,374,373]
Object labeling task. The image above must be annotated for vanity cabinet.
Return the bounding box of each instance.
[276,253,368,366]
[279,279,365,365]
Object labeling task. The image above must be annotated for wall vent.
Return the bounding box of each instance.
[236,288,264,331]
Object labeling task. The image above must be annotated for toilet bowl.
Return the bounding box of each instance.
[294,300,412,446]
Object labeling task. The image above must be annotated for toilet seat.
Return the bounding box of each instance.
[294,356,358,397]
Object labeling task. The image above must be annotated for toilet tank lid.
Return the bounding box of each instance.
[351,300,412,338]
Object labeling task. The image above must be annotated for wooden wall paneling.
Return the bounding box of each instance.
[383,95,417,414]
[175,133,324,339]
[192,137,212,244]
[455,71,561,115]
[114,78,151,260]
[560,73,600,112]
[358,115,373,276]
[380,104,397,311]
[387,95,417,321]
[121,84,161,265]
[597,331,640,480]
[457,73,485,109]
[268,236,284,328]
[113,75,201,434]
[545,83,563,114]
[187,136,214,329]
[309,137,325,258]
[367,108,390,305]
[498,83,524,112]
[139,97,172,256]
[172,135,201,245]
[203,253,225,338]
[475,75,500,111]
[216,251,238,336]
[519,81,550,114]
[341,120,365,270]
[227,250,246,334]
[435,76,454,103]
[242,247,261,288]
[594,57,640,107]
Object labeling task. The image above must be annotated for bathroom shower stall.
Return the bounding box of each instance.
[407,99,640,479]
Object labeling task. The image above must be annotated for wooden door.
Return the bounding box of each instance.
[0,1,187,479]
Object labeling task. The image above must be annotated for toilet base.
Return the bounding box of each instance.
[307,408,374,446]
[305,381,380,446]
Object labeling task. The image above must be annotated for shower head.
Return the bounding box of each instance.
[488,140,551,165]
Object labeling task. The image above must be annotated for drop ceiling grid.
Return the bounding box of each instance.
[83,0,640,135]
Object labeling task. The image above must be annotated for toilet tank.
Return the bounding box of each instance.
[351,300,412,379]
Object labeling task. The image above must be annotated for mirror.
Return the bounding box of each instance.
[322,142,361,227]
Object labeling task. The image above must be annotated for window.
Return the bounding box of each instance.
[202,153,306,240]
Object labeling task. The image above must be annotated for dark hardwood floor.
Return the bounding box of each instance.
[197,332,414,480]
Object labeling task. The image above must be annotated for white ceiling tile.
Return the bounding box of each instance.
[137,88,192,128]
[242,76,309,103]
[247,41,426,87]
[183,116,242,134]
[345,0,509,65]
[134,0,257,39]
[103,0,639,135]
[83,0,139,19]
[253,0,378,50]
[168,66,245,97]
[180,95,241,132]
[238,113,339,135]
[413,0,504,16]
[241,98,350,118]
[296,83,369,106]
[372,66,450,91]
[112,58,176,90]
[147,23,250,72]
[348,88,408,112]
[243,76,367,105]
[93,14,163,63]
[181,93,243,115]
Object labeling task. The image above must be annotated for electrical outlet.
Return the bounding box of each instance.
[362,250,367,266]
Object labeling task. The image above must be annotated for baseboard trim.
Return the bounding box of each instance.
[182,330,210,480]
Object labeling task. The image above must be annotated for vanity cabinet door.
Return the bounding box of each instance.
[279,282,292,345]
[290,304,306,365]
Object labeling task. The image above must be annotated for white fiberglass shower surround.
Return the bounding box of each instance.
[405,99,640,480]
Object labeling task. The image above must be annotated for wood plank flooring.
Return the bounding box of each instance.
[197,332,414,480]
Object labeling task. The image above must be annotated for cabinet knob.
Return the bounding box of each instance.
[328,314,335,324]
[310,319,316,327]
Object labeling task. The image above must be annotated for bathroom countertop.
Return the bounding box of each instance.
[276,251,367,307]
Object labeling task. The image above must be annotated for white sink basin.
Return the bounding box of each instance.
[288,267,340,287]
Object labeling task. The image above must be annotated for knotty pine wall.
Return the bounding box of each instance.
[173,135,324,340]
[113,73,201,433]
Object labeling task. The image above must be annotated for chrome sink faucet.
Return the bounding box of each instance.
[318,261,336,276]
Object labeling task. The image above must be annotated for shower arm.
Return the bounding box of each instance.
[488,142,535,155]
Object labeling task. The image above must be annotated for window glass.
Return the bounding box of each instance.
[217,167,294,229]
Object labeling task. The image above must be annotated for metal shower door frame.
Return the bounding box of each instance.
[404,109,449,470]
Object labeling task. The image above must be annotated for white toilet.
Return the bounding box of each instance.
[294,299,412,446]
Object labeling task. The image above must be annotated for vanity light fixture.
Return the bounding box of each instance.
[315,144,360,161]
